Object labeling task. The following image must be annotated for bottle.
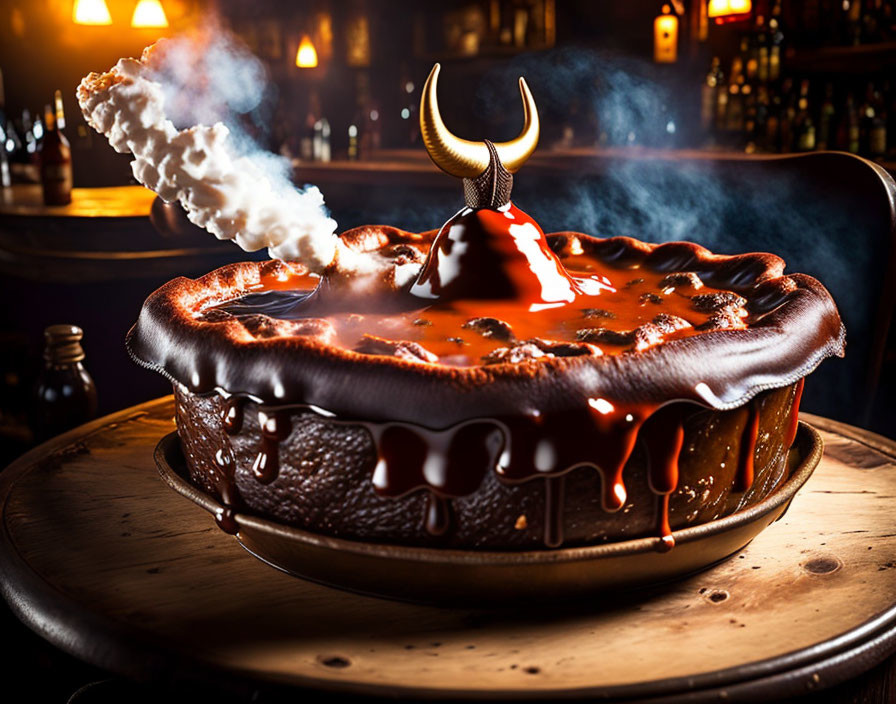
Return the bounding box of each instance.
[4,114,22,166]
[741,75,757,151]
[754,84,771,151]
[882,0,896,41]
[701,57,723,133]
[714,67,729,132]
[0,120,9,187]
[20,108,37,162]
[769,1,784,82]
[755,15,770,84]
[366,102,382,152]
[0,71,9,187]
[347,123,359,161]
[859,83,876,154]
[816,83,836,150]
[313,118,331,162]
[869,85,888,157]
[794,80,816,151]
[39,103,72,205]
[354,72,372,159]
[398,63,419,147]
[862,0,882,42]
[844,93,861,153]
[0,66,7,154]
[846,0,863,44]
[31,325,98,441]
[54,89,66,130]
[777,78,796,152]
[887,82,896,156]
[743,34,758,86]
[300,90,321,161]
[725,57,746,145]
[320,118,331,162]
[766,86,782,151]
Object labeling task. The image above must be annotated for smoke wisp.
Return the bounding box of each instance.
[77,28,340,271]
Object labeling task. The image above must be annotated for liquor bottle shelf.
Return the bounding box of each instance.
[290,148,896,187]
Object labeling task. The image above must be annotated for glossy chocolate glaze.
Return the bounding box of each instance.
[409,203,579,305]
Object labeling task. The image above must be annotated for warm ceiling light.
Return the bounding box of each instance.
[72,0,112,25]
[296,35,319,68]
[131,0,169,28]
[707,0,752,18]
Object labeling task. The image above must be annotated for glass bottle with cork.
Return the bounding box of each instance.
[39,93,72,206]
[31,325,97,441]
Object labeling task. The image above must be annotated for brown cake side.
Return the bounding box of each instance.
[173,381,801,549]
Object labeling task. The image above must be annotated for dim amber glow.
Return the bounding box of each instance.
[72,0,112,25]
[654,5,678,64]
[295,35,319,68]
[131,0,169,28]
[707,0,752,18]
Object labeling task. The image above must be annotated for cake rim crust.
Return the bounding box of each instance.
[127,228,845,426]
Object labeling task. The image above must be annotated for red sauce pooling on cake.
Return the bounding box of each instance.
[208,226,749,368]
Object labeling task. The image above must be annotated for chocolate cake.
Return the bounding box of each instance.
[125,64,844,551]
[129,219,844,550]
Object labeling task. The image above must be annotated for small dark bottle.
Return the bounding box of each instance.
[39,102,72,206]
[31,325,98,441]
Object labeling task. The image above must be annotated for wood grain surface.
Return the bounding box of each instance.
[1,397,895,700]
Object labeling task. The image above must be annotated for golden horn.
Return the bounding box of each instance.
[419,63,540,179]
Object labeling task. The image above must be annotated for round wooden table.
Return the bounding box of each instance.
[1,398,895,702]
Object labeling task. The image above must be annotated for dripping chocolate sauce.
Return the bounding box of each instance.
[543,476,566,548]
[425,493,452,537]
[213,389,785,548]
[786,378,805,448]
[736,399,762,492]
[252,409,291,484]
[202,152,795,548]
[642,407,686,552]
[212,445,239,534]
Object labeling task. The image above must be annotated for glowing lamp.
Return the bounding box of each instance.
[72,0,112,25]
[654,5,679,64]
[296,36,319,68]
[131,0,169,28]
[708,0,752,22]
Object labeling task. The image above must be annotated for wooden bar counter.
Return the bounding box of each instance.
[0,185,252,283]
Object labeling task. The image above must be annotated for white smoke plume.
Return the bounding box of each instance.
[77,33,342,272]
